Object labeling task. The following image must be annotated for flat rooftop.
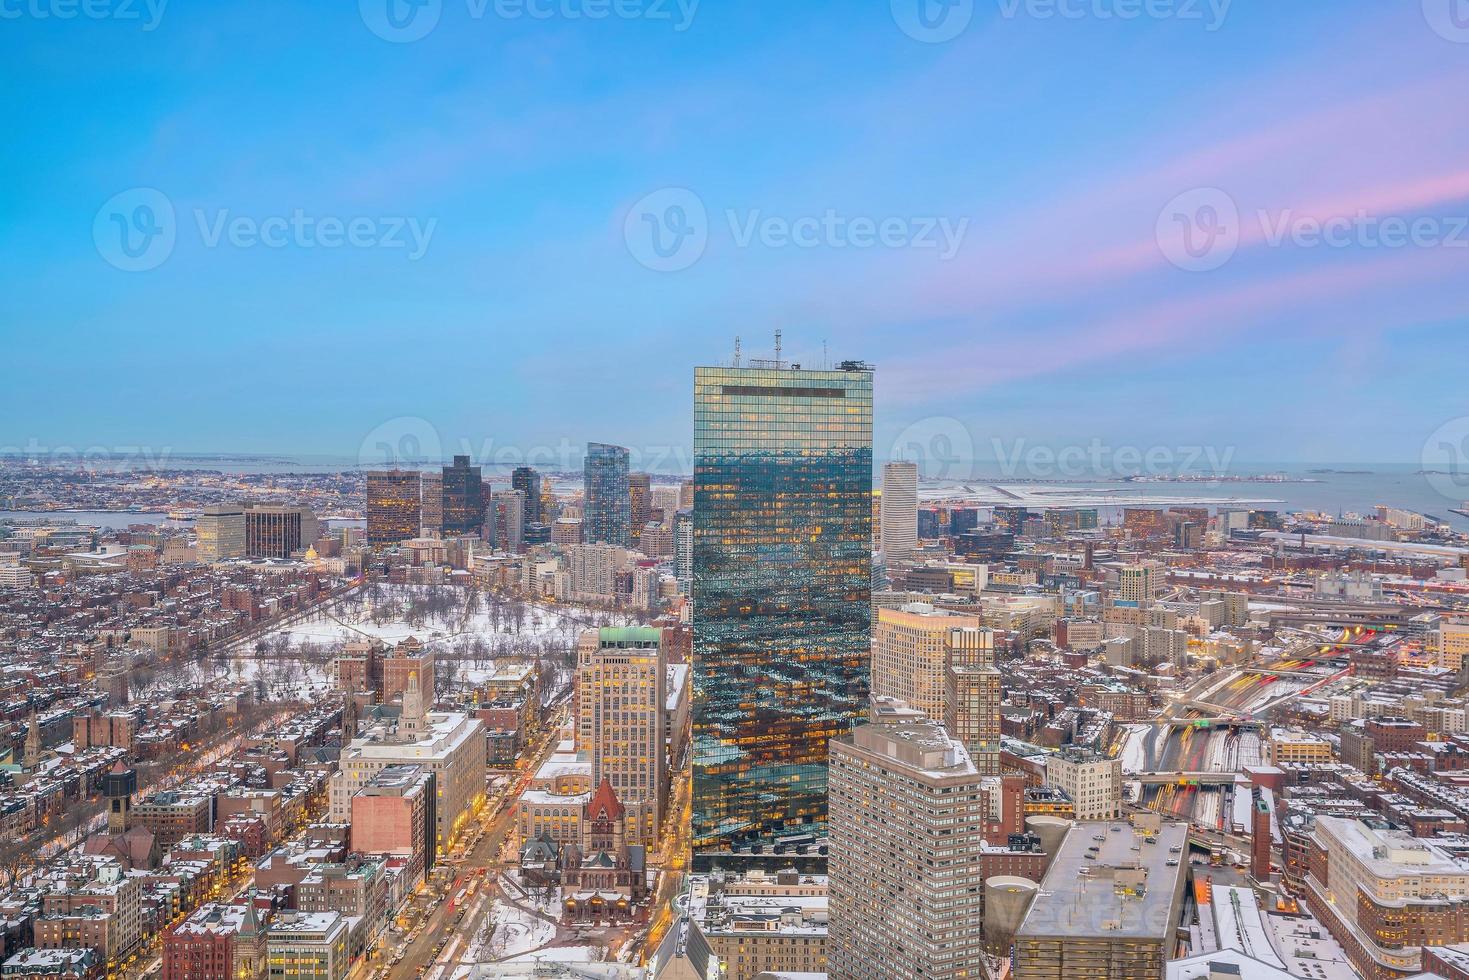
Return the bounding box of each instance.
[1016,820,1188,942]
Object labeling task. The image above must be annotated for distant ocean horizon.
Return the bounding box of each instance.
[4,454,1467,533]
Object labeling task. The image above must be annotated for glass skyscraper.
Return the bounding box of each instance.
[442,454,483,536]
[691,361,874,856]
[583,442,632,547]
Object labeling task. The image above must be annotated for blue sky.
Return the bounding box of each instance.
[2,0,1467,468]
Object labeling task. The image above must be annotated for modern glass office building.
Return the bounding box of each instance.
[691,361,874,856]
[583,442,632,547]
[441,454,483,536]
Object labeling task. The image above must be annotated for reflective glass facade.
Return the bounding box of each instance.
[692,364,874,854]
[584,442,632,547]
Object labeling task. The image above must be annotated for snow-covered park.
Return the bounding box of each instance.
[166,584,647,703]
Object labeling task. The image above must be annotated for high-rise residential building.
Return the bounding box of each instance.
[673,511,692,593]
[365,470,421,547]
[584,443,632,547]
[511,466,542,527]
[196,505,246,562]
[1044,747,1121,820]
[576,627,667,846]
[419,471,443,536]
[1116,560,1163,605]
[628,472,652,533]
[828,717,988,980]
[350,764,436,886]
[879,461,918,562]
[244,505,318,559]
[1013,821,1190,979]
[440,455,483,536]
[567,543,628,603]
[692,361,873,855]
[871,602,982,722]
[489,489,525,553]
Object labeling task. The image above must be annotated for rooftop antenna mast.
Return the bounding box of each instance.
[774,329,783,366]
[823,339,828,370]
[734,335,742,368]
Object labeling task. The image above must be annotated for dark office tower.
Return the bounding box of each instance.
[949,505,980,537]
[441,455,483,536]
[244,505,318,558]
[511,466,542,527]
[628,472,652,532]
[366,470,422,547]
[691,360,874,858]
[583,443,631,547]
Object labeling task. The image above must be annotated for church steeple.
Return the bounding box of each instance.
[23,710,40,769]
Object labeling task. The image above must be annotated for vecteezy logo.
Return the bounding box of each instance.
[360,0,441,43]
[624,188,708,272]
[1155,187,1240,272]
[1422,417,1469,501]
[358,417,443,469]
[1423,0,1469,42]
[891,0,974,42]
[889,416,975,482]
[93,188,176,272]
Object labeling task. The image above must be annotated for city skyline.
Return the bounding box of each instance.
[4,5,1468,462]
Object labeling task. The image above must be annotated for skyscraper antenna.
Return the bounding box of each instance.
[734,335,742,368]
[823,339,828,369]
[775,329,783,366]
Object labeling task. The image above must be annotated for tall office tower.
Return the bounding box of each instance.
[673,511,693,593]
[879,461,918,561]
[441,455,483,536]
[419,472,444,536]
[489,489,525,554]
[511,466,542,527]
[692,360,873,855]
[871,603,981,721]
[828,717,988,980]
[678,478,693,511]
[628,472,652,532]
[244,505,319,558]
[196,505,246,562]
[576,627,667,846]
[584,442,632,547]
[366,470,422,547]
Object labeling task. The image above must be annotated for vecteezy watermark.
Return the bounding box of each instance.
[993,437,1237,480]
[94,189,439,271]
[1156,187,1469,272]
[891,0,974,43]
[892,0,1231,42]
[93,188,177,272]
[0,0,167,30]
[623,187,970,272]
[890,416,978,481]
[996,0,1232,29]
[1422,417,1469,502]
[358,417,445,470]
[0,439,174,473]
[1423,0,1469,42]
[359,0,697,42]
[356,417,698,473]
[1155,187,1240,272]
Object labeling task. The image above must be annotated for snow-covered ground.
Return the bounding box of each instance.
[166,586,643,702]
[470,900,556,961]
